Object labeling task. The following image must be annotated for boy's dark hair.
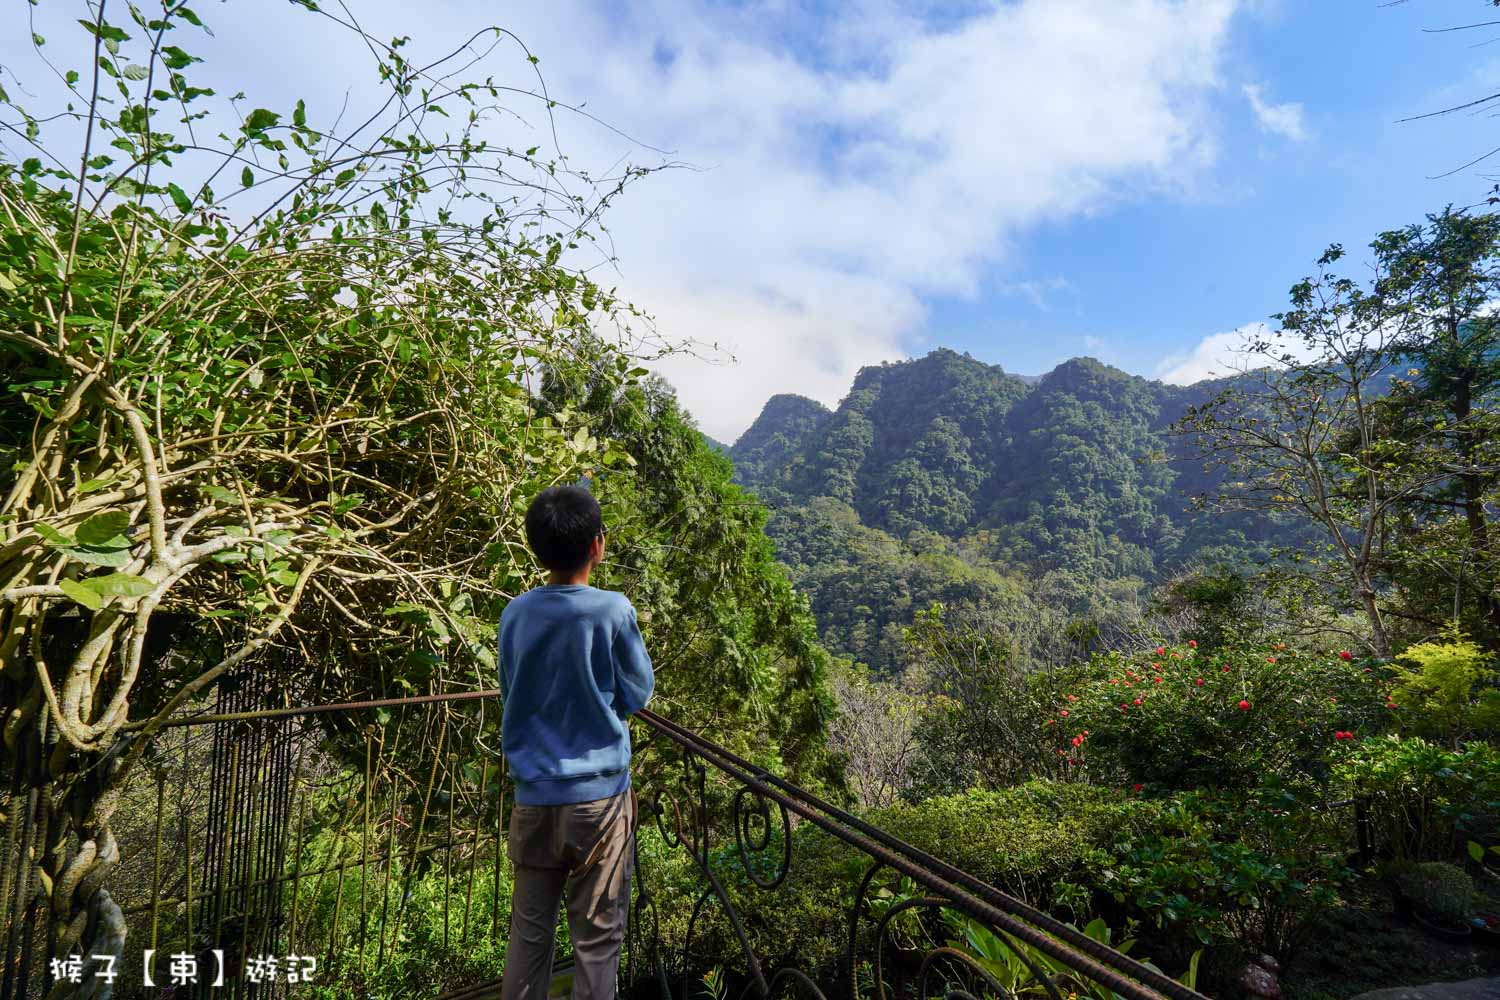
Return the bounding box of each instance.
[524,485,603,573]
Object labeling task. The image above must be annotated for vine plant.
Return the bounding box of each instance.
[0,2,663,992]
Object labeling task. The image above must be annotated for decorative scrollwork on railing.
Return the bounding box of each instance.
[630,708,1209,1000]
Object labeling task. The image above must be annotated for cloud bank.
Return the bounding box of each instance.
[4,0,1250,441]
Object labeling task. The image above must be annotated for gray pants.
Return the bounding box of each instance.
[501,790,636,1000]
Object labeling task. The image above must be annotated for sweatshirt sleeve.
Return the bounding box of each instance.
[611,603,655,717]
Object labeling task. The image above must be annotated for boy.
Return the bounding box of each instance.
[498,485,655,1000]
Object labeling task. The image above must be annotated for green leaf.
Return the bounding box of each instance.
[58,579,103,611]
[34,523,72,547]
[270,568,299,587]
[78,473,116,494]
[240,165,254,187]
[211,550,247,564]
[81,572,153,598]
[68,545,130,568]
[243,108,279,132]
[293,99,306,128]
[202,484,240,504]
[161,46,196,70]
[166,182,192,214]
[1470,840,1486,864]
[122,63,148,80]
[76,510,130,545]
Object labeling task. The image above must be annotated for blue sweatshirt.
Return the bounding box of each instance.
[497,584,655,805]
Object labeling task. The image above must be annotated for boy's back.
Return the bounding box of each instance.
[497,484,653,1000]
[498,584,654,806]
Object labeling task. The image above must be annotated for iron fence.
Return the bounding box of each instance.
[1,687,1209,1000]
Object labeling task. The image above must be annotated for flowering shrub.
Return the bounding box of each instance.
[1048,642,1387,792]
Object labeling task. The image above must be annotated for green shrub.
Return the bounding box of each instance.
[634,782,1158,981]
[1105,784,1351,961]
[1389,629,1500,745]
[1395,862,1475,924]
[1334,736,1500,862]
[1057,641,1386,792]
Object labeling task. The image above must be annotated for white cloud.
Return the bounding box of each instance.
[1157,321,1329,383]
[1243,82,1308,141]
[3,0,1247,440]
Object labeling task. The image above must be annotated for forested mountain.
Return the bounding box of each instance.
[729,349,1300,671]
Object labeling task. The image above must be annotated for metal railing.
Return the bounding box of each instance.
[1,685,1209,1000]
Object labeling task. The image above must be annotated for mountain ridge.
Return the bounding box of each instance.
[721,348,1288,671]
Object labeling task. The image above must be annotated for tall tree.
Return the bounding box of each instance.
[1371,210,1500,643]
[0,6,661,991]
[1178,243,1443,659]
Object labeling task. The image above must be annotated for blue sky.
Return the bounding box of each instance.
[4,1,1498,440]
[927,2,1499,382]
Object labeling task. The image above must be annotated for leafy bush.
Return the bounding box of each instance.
[1105,784,1351,961]
[1395,862,1475,924]
[634,782,1158,980]
[1057,642,1386,792]
[1388,630,1500,745]
[1334,736,1500,862]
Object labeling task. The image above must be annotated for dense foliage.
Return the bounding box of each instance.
[0,5,835,992]
[731,350,1304,672]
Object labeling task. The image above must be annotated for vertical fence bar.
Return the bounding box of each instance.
[377,782,398,968]
[387,721,446,959]
[150,772,165,985]
[183,728,195,956]
[215,743,241,951]
[359,727,374,976]
[286,777,308,962]
[327,834,348,976]
[492,755,505,938]
[445,752,455,950]
[461,759,486,944]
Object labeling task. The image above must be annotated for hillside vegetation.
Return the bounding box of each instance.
[730,349,1299,671]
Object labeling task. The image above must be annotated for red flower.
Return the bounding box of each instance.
[1059,709,1069,718]
[1188,640,1198,648]
[1387,701,1398,710]
[1238,699,1251,711]
[1133,697,1143,706]
[1170,652,1181,659]
[1155,646,1166,656]
[1071,734,1085,747]
[1266,656,1277,664]
[1339,650,1353,661]
[1154,675,1163,684]
[1066,694,1078,702]
[1132,783,1143,793]
[1222,666,1230,673]
[1195,677,1204,686]
[1046,719,1056,726]
[1334,731,1354,742]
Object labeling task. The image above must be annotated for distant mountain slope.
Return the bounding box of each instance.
[731,349,1282,578]
[726,350,1303,669]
